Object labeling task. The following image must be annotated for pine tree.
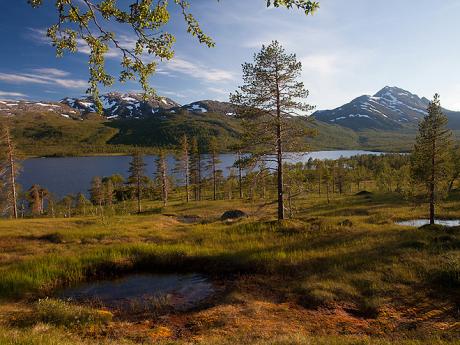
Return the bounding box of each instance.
[61,195,74,218]
[89,176,104,212]
[0,125,20,219]
[190,137,202,201]
[76,192,91,216]
[27,184,42,216]
[105,179,114,208]
[155,150,169,207]
[315,160,323,196]
[225,168,238,200]
[39,186,49,215]
[335,158,349,195]
[231,41,314,220]
[207,137,222,201]
[323,161,333,204]
[128,153,147,213]
[411,94,453,225]
[177,134,190,202]
[236,150,244,199]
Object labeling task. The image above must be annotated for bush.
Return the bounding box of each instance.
[38,233,66,244]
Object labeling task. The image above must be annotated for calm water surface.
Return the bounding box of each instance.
[396,219,460,227]
[58,273,214,312]
[19,150,383,198]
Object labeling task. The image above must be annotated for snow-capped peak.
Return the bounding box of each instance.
[313,86,432,130]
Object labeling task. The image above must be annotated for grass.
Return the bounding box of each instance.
[0,192,459,343]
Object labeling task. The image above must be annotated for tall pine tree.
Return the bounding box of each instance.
[155,150,169,207]
[128,153,147,213]
[176,134,190,203]
[411,94,453,225]
[0,125,20,219]
[230,41,314,220]
[190,137,202,201]
[207,137,222,201]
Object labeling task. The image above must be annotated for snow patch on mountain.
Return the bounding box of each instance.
[313,86,434,130]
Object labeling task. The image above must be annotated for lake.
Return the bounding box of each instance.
[18,150,383,198]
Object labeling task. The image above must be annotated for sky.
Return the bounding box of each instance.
[1,0,460,111]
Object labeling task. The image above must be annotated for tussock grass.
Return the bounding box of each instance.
[33,298,112,327]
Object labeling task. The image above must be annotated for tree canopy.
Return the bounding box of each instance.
[28,0,319,110]
[411,94,453,224]
[230,40,314,219]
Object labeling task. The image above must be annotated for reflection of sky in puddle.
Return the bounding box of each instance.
[396,219,460,227]
[58,274,214,311]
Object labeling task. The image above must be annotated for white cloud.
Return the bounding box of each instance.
[163,57,235,83]
[0,70,87,89]
[32,68,70,77]
[0,91,27,98]
[0,73,49,85]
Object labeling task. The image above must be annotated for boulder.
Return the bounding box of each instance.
[221,210,247,221]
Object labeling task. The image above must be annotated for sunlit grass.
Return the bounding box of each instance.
[0,192,459,343]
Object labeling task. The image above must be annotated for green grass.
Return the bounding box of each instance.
[0,193,459,343]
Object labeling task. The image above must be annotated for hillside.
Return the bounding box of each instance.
[2,87,460,156]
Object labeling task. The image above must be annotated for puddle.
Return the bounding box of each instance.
[396,219,460,227]
[57,273,214,313]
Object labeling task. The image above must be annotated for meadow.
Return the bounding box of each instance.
[0,189,459,344]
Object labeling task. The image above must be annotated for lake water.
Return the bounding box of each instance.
[57,273,214,312]
[396,219,460,227]
[18,150,383,198]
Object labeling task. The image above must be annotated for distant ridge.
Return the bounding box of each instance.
[313,86,460,130]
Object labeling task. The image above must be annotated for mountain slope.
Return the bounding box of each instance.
[0,100,81,119]
[3,87,460,156]
[313,86,460,131]
[61,93,180,119]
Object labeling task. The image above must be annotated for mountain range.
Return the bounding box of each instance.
[1,86,459,156]
[312,86,460,130]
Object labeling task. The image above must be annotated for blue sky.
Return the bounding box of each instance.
[1,0,460,110]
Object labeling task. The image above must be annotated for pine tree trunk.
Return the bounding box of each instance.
[185,159,190,203]
[198,154,202,201]
[318,171,322,196]
[137,177,142,213]
[430,140,436,225]
[5,129,18,219]
[238,151,243,199]
[276,114,284,220]
[212,154,217,201]
[162,160,168,207]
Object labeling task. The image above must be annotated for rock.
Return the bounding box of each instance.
[355,190,372,196]
[221,210,247,221]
